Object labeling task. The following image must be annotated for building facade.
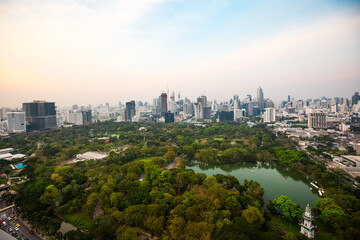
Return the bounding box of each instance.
[23,101,57,130]
[125,101,136,121]
[308,112,327,129]
[160,93,168,116]
[264,108,275,123]
[164,112,174,123]
[7,112,26,133]
[257,87,264,112]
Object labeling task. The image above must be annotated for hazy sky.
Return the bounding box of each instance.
[1,0,360,108]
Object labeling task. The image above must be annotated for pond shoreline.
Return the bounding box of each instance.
[186,160,320,209]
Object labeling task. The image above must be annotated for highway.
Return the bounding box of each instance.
[0,196,43,240]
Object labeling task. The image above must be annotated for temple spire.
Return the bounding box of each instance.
[300,203,315,238]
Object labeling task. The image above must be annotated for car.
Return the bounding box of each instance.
[7,217,11,221]
[2,221,6,226]
[13,217,18,220]
[12,232,17,237]
[29,229,34,234]
[16,223,20,227]
[8,227,12,232]
[0,219,3,223]
[15,227,19,231]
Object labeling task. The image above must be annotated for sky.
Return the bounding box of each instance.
[1,0,360,108]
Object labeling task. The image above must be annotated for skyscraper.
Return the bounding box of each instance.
[200,95,207,107]
[194,103,203,120]
[352,92,360,106]
[125,101,136,121]
[23,101,57,130]
[257,87,264,112]
[161,93,168,116]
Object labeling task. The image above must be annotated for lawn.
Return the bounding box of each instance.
[213,137,224,141]
[270,214,333,240]
[63,211,94,230]
[134,156,163,162]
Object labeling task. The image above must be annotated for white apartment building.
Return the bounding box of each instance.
[264,108,275,123]
[7,112,26,133]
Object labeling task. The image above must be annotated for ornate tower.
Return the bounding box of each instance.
[300,204,315,238]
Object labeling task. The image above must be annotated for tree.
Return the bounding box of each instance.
[185,221,215,240]
[144,216,166,236]
[242,205,264,224]
[164,150,176,163]
[124,204,147,227]
[273,195,302,221]
[245,180,264,203]
[168,216,186,239]
[40,185,62,207]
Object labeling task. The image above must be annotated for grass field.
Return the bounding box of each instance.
[213,137,224,141]
[134,156,163,162]
[63,211,94,230]
[270,214,332,240]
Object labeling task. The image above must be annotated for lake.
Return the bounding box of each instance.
[186,161,320,209]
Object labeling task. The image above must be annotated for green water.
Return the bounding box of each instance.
[186,161,320,209]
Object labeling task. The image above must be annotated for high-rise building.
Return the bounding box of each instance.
[183,102,194,116]
[248,102,254,116]
[203,106,211,120]
[194,103,203,120]
[320,98,328,109]
[219,111,234,122]
[23,101,57,130]
[164,112,174,123]
[82,110,92,125]
[234,109,243,121]
[160,93,168,116]
[257,87,264,112]
[7,112,26,133]
[200,95,207,107]
[66,110,84,125]
[352,92,360,106]
[234,99,240,110]
[341,97,349,106]
[308,112,327,129]
[265,99,274,108]
[331,103,338,113]
[288,95,290,102]
[263,108,275,123]
[125,101,136,121]
[1,108,11,121]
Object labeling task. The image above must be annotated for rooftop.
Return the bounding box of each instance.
[0,229,16,240]
[0,148,14,154]
[76,152,108,161]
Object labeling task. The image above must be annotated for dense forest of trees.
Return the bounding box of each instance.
[0,121,359,239]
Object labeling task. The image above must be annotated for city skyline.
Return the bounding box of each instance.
[1,0,360,107]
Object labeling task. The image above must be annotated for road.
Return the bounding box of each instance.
[162,157,179,170]
[0,197,43,240]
